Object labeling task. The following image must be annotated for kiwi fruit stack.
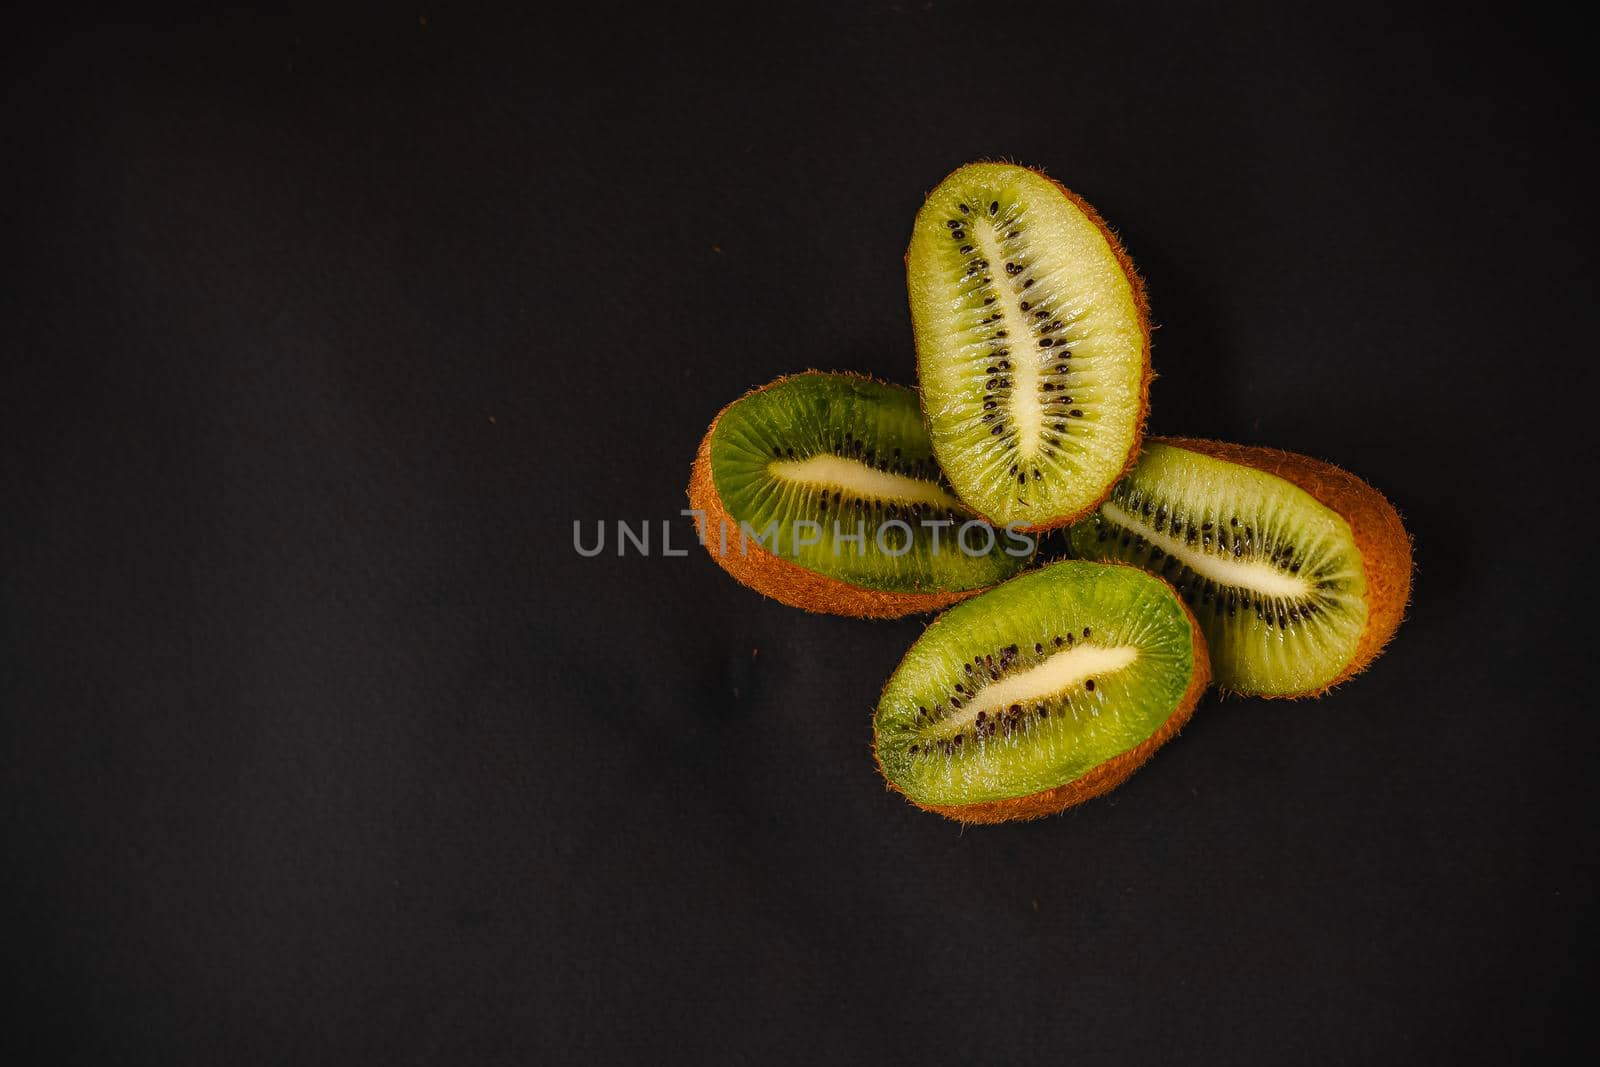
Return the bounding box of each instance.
[685,160,1412,824]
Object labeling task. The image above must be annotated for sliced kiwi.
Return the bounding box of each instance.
[1066,438,1412,697]
[874,561,1208,823]
[687,372,1033,618]
[906,161,1150,532]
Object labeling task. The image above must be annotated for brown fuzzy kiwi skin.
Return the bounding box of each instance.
[873,565,1211,825]
[1153,436,1414,699]
[906,161,1154,534]
[686,371,985,620]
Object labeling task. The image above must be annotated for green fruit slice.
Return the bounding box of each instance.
[700,373,1031,600]
[874,561,1206,820]
[907,162,1149,530]
[1067,441,1369,696]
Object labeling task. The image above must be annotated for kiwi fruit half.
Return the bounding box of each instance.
[687,372,1032,618]
[1066,438,1412,697]
[873,561,1208,823]
[906,161,1151,532]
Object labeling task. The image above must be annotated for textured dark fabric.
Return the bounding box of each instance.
[3,7,1591,1064]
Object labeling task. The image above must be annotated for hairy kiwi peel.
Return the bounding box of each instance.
[907,161,1152,533]
[687,372,1016,619]
[873,561,1210,824]
[1155,437,1412,696]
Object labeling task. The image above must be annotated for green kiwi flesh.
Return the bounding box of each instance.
[907,162,1149,530]
[1066,442,1367,695]
[705,373,1030,595]
[875,561,1201,814]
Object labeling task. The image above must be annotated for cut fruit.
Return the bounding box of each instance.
[906,161,1150,531]
[873,561,1209,823]
[687,372,1033,618]
[1066,438,1412,697]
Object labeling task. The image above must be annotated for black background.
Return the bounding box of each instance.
[4,5,1593,1063]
